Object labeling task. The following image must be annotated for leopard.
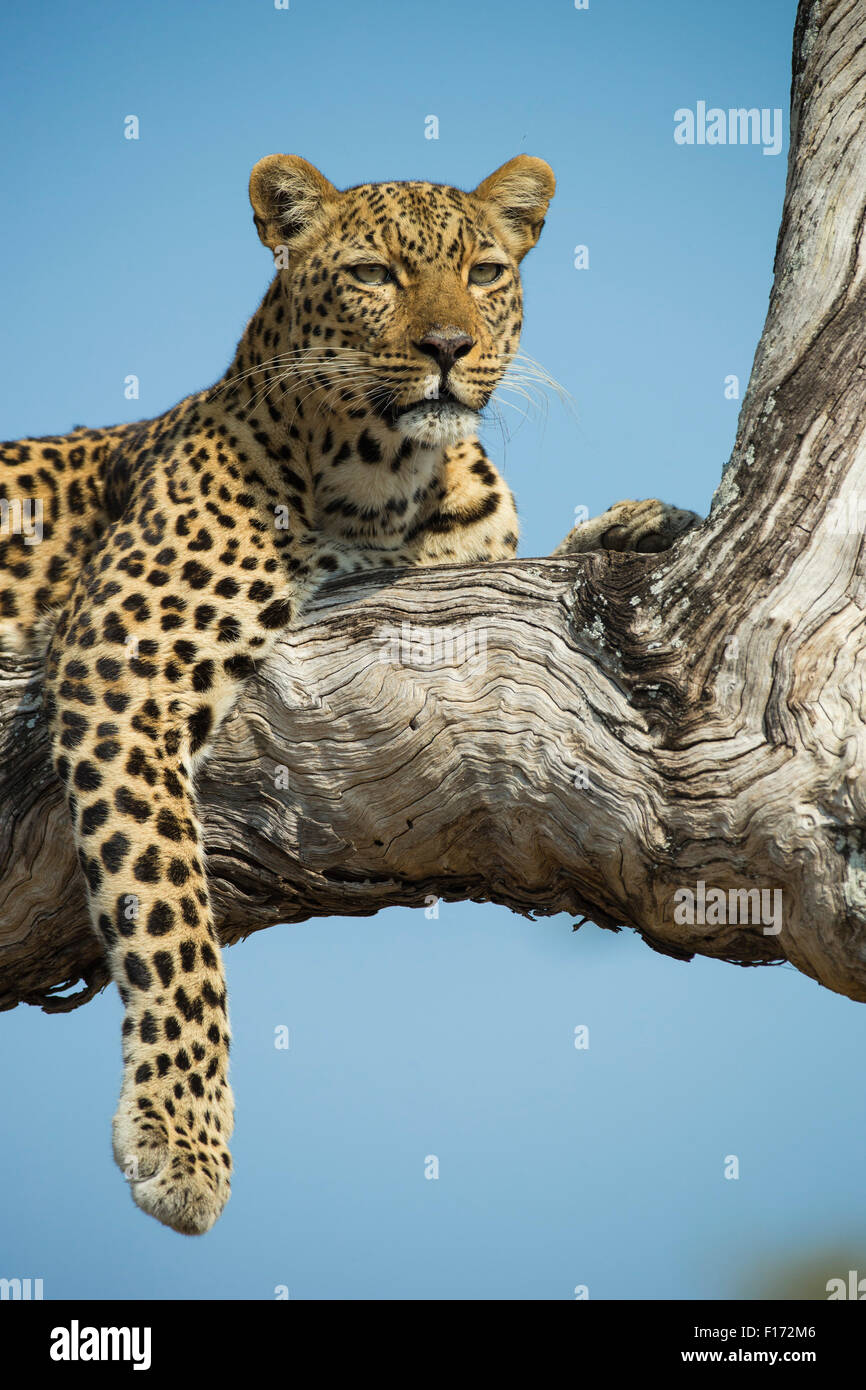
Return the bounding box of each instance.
[0,153,699,1235]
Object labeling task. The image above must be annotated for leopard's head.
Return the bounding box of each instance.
[249,154,555,448]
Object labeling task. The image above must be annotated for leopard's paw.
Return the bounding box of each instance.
[554,499,702,556]
[112,1084,234,1236]
[125,1161,231,1236]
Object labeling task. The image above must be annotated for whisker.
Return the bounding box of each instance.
[507,352,576,419]
[213,348,371,398]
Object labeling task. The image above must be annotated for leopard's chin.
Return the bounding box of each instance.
[395,399,479,448]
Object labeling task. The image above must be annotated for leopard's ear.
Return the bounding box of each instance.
[249,155,339,255]
[473,155,555,261]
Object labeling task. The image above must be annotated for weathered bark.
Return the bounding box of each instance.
[4,0,866,1009]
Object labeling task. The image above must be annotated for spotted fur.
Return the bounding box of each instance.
[0,154,555,1233]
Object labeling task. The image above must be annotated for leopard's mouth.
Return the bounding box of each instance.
[397,383,474,416]
[411,383,462,408]
[365,374,495,448]
[388,384,481,448]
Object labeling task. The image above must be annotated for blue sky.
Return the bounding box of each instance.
[4,0,862,1301]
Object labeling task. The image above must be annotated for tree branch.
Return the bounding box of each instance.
[4,0,866,1009]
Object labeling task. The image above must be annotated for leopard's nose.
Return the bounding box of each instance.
[415,327,475,375]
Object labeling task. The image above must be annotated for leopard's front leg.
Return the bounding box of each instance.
[43,567,278,1234]
[47,675,235,1234]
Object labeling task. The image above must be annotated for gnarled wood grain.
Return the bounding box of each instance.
[3,0,866,1009]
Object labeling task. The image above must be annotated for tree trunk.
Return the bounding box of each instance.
[4,0,866,1010]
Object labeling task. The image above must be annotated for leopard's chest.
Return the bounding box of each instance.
[311,439,442,549]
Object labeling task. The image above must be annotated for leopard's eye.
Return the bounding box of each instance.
[349,263,392,285]
[469,262,506,286]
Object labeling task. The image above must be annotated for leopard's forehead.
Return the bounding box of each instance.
[332,181,501,256]
[343,179,473,212]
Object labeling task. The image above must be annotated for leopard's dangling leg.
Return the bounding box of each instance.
[45,620,241,1234]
